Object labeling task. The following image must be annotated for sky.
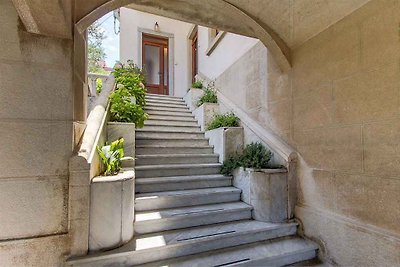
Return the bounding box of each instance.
[97,12,120,67]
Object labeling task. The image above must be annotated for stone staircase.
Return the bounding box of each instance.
[67,93,318,267]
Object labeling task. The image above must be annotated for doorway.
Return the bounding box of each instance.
[191,31,198,83]
[142,33,169,95]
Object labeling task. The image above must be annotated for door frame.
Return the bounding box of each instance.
[138,28,174,96]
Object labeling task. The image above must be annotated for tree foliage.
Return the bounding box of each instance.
[88,22,107,74]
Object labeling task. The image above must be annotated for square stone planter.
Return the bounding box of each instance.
[205,127,243,163]
[183,88,204,111]
[107,122,135,168]
[193,103,220,131]
[232,167,288,223]
[89,170,135,252]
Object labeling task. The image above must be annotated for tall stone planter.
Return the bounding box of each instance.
[205,127,243,163]
[193,103,219,131]
[232,167,288,223]
[89,170,135,251]
[88,122,136,251]
[183,88,204,111]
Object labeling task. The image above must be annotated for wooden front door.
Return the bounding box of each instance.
[142,34,169,95]
[191,31,198,83]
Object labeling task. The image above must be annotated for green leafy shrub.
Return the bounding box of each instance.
[109,86,148,127]
[97,138,134,176]
[96,78,103,94]
[110,60,148,127]
[221,142,272,175]
[192,81,203,89]
[207,112,240,130]
[197,87,218,107]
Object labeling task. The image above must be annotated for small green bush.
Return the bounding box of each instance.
[97,138,134,176]
[207,112,240,130]
[221,142,272,176]
[96,78,103,94]
[197,87,218,107]
[110,60,148,127]
[109,86,148,127]
[192,81,203,89]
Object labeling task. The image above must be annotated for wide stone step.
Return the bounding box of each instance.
[146,94,183,101]
[138,237,318,267]
[135,187,240,211]
[67,221,298,267]
[136,129,204,139]
[146,102,188,109]
[136,137,209,147]
[134,202,251,233]
[144,119,198,127]
[148,114,196,121]
[146,98,186,105]
[136,145,214,155]
[146,110,194,117]
[135,174,231,193]
[136,154,219,166]
[135,163,221,178]
[141,125,201,132]
[145,106,190,113]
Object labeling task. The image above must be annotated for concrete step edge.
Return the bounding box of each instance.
[135,187,239,200]
[135,174,231,184]
[135,163,222,170]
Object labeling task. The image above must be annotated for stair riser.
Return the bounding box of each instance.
[136,179,232,193]
[146,110,194,117]
[136,156,219,165]
[136,166,221,178]
[136,139,209,146]
[148,115,196,121]
[146,103,188,109]
[146,95,183,102]
[146,99,186,105]
[142,125,201,132]
[136,147,214,155]
[135,191,240,211]
[134,209,251,234]
[144,120,198,127]
[136,132,204,139]
[128,226,297,265]
[145,106,190,113]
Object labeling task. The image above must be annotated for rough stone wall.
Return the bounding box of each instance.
[0,0,73,265]
[215,0,400,265]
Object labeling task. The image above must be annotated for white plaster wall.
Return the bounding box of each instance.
[197,26,258,79]
[120,8,193,97]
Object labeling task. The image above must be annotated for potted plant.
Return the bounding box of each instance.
[205,112,243,162]
[89,138,135,252]
[222,142,288,223]
[184,80,206,111]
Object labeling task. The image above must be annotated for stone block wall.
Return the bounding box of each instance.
[0,0,73,265]
[214,0,400,265]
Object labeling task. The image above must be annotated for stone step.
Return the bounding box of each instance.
[136,137,209,147]
[136,130,204,139]
[135,163,221,178]
[138,237,318,267]
[146,110,194,117]
[134,202,252,234]
[135,174,232,193]
[66,221,298,267]
[136,154,219,166]
[136,145,214,155]
[146,94,183,101]
[146,98,186,105]
[135,187,240,211]
[142,125,201,132]
[145,106,190,113]
[148,114,196,121]
[144,119,198,127]
[146,102,188,109]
